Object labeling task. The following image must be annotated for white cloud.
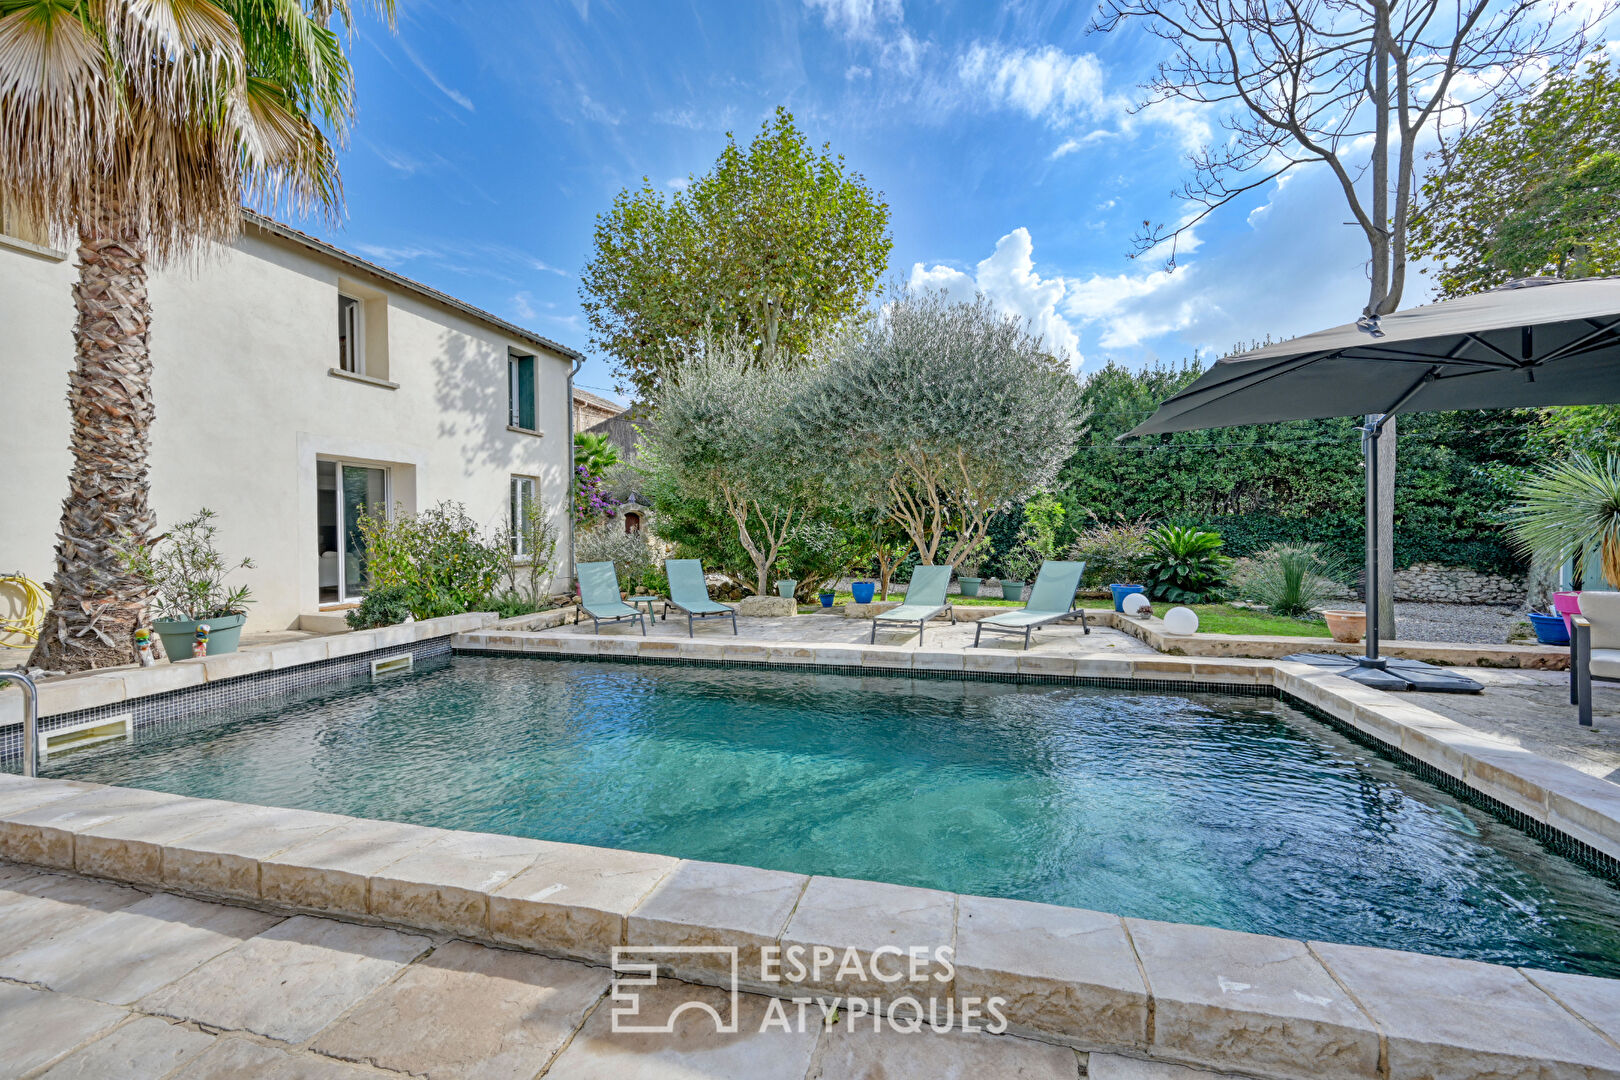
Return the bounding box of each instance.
[957,43,1120,127]
[397,40,474,112]
[667,177,690,190]
[804,0,903,39]
[909,227,1082,364]
[511,292,537,320]
[845,64,872,80]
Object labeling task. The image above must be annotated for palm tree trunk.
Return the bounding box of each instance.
[28,212,156,672]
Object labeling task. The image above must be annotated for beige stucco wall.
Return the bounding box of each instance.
[0,227,574,632]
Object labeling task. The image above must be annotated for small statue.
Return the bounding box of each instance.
[192,623,211,658]
[134,627,156,667]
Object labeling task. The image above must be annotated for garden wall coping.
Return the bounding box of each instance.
[1,769,1618,1080]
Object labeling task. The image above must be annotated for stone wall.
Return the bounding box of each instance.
[1391,562,1524,605]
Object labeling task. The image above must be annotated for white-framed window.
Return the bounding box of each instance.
[510,476,537,557]
[508,351,537,430]
[338,294,364,374]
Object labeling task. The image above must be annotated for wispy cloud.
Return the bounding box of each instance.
[511,291,538,319]
[667,176,690,189]
[804,0,903,39]
[398,39,475,111]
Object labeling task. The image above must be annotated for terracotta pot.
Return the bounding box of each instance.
[1322,609,1366,644]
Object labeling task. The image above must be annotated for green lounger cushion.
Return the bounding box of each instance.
[874,565,953,622]
[666,559,732,615]
[979,561,1086,625]
[576,561,639,618]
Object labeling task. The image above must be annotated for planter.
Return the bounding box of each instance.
[819,592,836,608]
[1110,584,1146,612]
[1000,580,1026,601]
[850,581,877,605]
[153,613,246,660]
[958,577,982,597]
[1527,611,1572,646]
[1322,609,1366,644]
[776,579,798,599]
[1553,591,1582,637]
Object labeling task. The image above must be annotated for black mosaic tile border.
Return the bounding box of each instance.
[0,636,452,771]
[457,646,1620,884]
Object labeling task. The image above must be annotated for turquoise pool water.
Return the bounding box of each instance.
[44,656,1620,976]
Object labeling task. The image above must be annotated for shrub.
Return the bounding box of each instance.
[1068,517,1152,587]
[358,502,509,618]
[575,521,657,592]
[499,501,560,605]
[346,584,415,630]
[1233,544,1344,617]
[121,508,254,621]
[1142,525,1230,603]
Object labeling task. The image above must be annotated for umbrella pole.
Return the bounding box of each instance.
[1360,415,1388,670]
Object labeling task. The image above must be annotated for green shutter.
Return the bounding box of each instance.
[517,356,536,430]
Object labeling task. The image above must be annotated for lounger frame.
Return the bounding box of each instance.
[972,605,1090,650]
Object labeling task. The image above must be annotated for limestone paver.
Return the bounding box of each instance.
[1124,919,1380,1080]
[0,891,281,1004]
[0,784,187,869]
[0,776,103,819]
[1313,940,1620,1079]
[1522,965,1620,1046]
[807,1014,1082,1079]
[260,816,445,915]
[489,842,678,962]
[35,1014,216,1080]
[169,1036,383,1079]
[0,983,127,1078]
[540,979,820,1080]
[71,793,237,885]
[161,803,351,899]
[140,915,431,1043]
[953,895,1147,1051]
[0,869,146,960]
[367,828,553,937]
[779,876,957,999]
[1086,1053,1250,1079]
[311,939,609,1080]
[627,859,808,986]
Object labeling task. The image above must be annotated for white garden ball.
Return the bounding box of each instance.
[1163,606,1199,636]
[1122,592,1151,616]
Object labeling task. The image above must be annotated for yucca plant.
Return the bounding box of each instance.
[1506,453,1620,588]
[1142,524,1231,603]
[1234,544,1344,618]
[4,0,391,671]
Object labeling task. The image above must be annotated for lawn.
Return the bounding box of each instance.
[811,591,1332,638]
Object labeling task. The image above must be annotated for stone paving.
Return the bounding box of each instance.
[0,861,1240,1080]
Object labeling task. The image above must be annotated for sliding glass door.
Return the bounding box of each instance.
[317,460,390,605]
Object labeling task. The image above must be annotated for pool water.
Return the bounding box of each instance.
[43,656,1620,976]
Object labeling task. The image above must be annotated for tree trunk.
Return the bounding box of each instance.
[28,214,156,673]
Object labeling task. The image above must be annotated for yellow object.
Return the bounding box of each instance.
[0,573,47,650]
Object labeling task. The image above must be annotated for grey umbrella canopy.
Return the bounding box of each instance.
[1126,278,1620,437]
[1121,277,1620,694]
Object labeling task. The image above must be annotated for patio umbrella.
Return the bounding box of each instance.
[1122,277,1620,692]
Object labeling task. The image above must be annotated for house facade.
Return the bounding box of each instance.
[0,213,579,632]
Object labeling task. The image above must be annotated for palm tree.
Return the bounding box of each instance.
[1,0,390,671]
[1507,454,1620,589]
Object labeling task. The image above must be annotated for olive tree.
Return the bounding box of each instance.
[799,292,1084,568]
[639,340,821,595]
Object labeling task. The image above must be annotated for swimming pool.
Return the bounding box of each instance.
[40,655,1620,976]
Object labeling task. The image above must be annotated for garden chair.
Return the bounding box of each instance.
[574,562,646,636]
[665,559,738,637]
[972,561,1089,650]
[1571,591,1620,727]
[870,565,955,646]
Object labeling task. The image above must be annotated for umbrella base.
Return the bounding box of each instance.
[1282,652,1483,694]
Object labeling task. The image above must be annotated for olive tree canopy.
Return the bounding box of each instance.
[799,291,1085,567]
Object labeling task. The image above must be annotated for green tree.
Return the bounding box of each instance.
[798,291,1084,567]
[580,107,892,400]
[1411,59,1620,298]
[3,0,390,672]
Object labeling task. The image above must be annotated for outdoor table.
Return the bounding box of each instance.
[627,595,664,619]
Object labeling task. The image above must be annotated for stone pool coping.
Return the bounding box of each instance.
[3,770,1620,1080]
[457,628,1620,872]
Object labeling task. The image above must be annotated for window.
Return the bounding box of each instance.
[337,295,363,374]
[510,477,537,557]
[508,351,537,430]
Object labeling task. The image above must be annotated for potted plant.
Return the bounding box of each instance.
[957,560,983,597]
[818,588,837,608]
[850,580,877,604]
[1001,543,1045,602]
[775,578,798,599]
[1507,454,1620,634]
[121,509,254,660]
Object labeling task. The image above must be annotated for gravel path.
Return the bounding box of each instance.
[1391,602,1524,644]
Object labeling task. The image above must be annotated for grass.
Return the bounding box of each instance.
[811,590,1332,638]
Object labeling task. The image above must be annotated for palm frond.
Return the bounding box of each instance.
[1505,453,1620,588]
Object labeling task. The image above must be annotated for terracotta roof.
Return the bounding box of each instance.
[243,211,583,361]
[573,387,623,412]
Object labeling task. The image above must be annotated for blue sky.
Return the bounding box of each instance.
[307,0,1394,405]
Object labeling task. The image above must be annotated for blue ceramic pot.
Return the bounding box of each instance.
[851,581,877,604]
[1110,584,1146,612]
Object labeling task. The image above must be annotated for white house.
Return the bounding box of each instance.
[0,212,579,632]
